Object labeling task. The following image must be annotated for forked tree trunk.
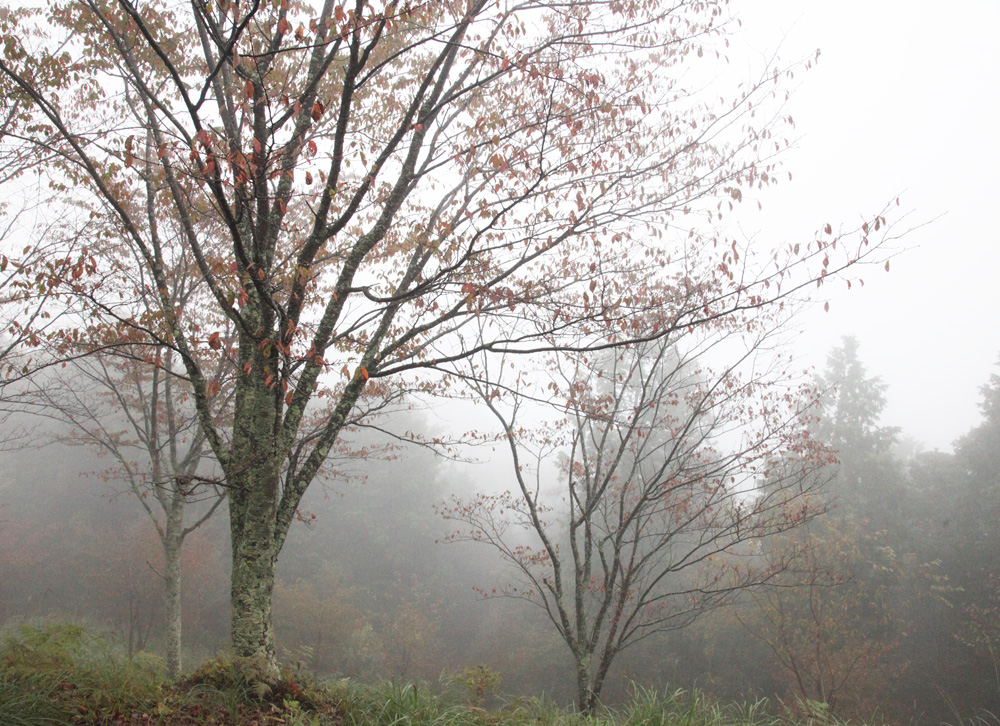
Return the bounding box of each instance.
[223,308,368,673]
[575,647,618,715]
[589,649,615,714]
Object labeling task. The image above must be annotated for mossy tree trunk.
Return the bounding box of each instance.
[162,500,184,678]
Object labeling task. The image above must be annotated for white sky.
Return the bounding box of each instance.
[730,0,1000,450]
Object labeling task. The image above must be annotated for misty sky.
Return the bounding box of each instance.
[5,1,993,451]
[729,1,1000,451]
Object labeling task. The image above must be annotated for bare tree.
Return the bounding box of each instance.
[443,318,831,713]
[31,349,227,676]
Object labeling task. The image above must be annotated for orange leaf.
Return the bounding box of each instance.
[208,331,222,350]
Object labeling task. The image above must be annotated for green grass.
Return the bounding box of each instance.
[0,622,167,725]
[0,622,867,726]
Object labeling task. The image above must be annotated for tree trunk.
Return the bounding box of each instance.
[229,539,279,673]
[227,463,282,674]
[226,328,284,674]
[589,650,615,714]
[227,452,283,671]
[163,526,183,678]
[576,655,598,715]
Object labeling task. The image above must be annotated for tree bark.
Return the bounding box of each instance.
[226,349,283,673]
[576,654,598,715]
[229,536,279,674]
[163,512,184,678]
[227,460,284,674]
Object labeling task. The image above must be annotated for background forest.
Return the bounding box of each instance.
[0,0,996,724]
[1,338,998,724]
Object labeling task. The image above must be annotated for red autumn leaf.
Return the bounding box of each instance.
[208,331,222,350]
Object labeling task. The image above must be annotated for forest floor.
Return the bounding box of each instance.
[0,623,845,726]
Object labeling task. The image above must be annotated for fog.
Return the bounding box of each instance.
[1,1,998,724]
[2,333,1000,722]
[737,0,1000,451]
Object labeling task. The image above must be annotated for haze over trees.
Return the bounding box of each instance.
[738,339,906,718]
[7,1,999,725]
[444,329,829,712]
[0,0,895,678]
[3,341,1000,723]
[29,351,228,677]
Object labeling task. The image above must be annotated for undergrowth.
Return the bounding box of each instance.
[0,622,863,726]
